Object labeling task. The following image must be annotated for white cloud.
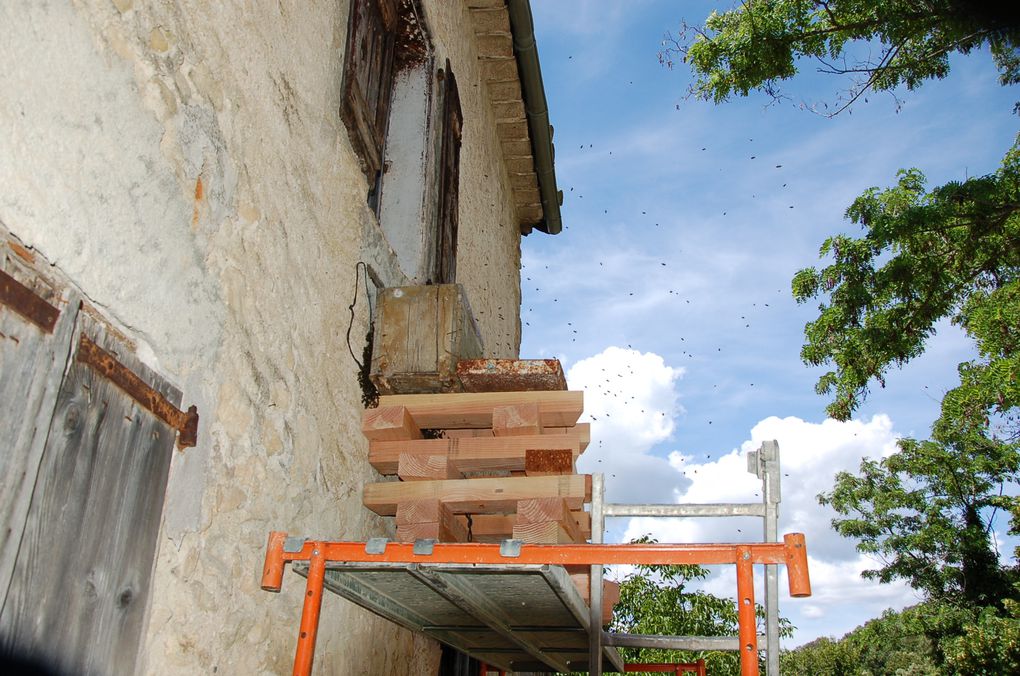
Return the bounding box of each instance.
[611,413,914,646]
[568,346,689,504]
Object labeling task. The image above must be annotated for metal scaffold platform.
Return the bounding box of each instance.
[261,530,810,675]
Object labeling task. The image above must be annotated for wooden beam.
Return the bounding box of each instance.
[492,403,542,436]
[516,497,573,525]
[363,474,591,516]
[368,434,583,475]
[544,422,590,451]
[394,501,468,542]
[396,453,461,481]
[568,573,621,622]
[512,498,584,543]
[362,406,422,441]
[395,499,441,525]
[378,390,583,429]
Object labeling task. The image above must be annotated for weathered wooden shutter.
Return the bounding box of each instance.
[435,62,462,285]
[0,260,79,613]
[0,309,179,674]
[341,0,398,184]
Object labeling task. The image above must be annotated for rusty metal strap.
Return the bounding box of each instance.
[77,334,199,449]
[0,268,59,333]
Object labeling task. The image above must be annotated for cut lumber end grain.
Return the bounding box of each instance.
[397,453,461,481]
[395,502,468,542]
[379,390,583,429]
[369,438,452,475]
[492,402,542,436]
[457,358,567,392]
[524,448,574,476]
[515,497,571,524]
[512,521,577,544]
[362,405,422,441]
[396,499,440,525]
[514,498,584,543]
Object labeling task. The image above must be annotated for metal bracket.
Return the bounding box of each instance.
[283,537,307,553]
[499,539,523,558]
[412,539,437,555]
[0,268,59,333]
[76,334,199,449]
[365,537,389,555]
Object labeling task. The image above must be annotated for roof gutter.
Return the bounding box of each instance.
[507,0,563,235]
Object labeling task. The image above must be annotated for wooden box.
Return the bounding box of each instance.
[370,284,483,394]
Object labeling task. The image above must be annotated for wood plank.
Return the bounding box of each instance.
[457,358,567,392]
[362,405,422,441]
[379,390,583,429]
[363,474,591,516]
[0,316,178,674]
[396,453,461,481]
[369,434,583,475]
[492,402,542,436]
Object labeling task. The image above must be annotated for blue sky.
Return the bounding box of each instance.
[523,0,1019,648]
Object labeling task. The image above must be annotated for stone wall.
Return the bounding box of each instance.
[0,0,525,673]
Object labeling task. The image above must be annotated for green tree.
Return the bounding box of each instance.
[781,604,941,675]
[819,435,1018,606]
[662,0,1020,115]
[667,0,1020,668]
[609,539,792,675]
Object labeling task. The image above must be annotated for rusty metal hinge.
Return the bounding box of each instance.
[77,334,199,449]
[0,268,59,333]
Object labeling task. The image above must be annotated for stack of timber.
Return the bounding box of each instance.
[362,373,619,621]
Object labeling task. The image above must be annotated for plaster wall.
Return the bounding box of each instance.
[0,0,526,673]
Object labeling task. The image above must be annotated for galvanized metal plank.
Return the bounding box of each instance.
[298,561,623,673]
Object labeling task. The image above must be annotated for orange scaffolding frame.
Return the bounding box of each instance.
[261,532,810,676]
